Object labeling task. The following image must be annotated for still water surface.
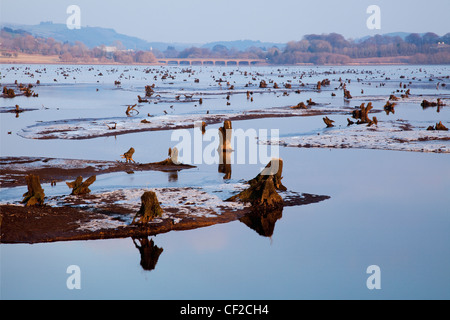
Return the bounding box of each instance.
[1,65,449,299]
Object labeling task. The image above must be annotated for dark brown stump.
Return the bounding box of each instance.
[22,174,45,206]
[228,159,285,210]
[323,116,335,128]
[66,175,96,195]
[132,191,164,225]
[121,147,136,163]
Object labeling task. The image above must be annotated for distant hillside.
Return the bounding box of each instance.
[0,22,286,52]
[0,22,199,51]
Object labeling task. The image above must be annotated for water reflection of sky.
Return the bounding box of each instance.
[1,65,449,299]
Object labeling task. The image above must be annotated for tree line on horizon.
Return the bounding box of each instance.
[1,28,449,64]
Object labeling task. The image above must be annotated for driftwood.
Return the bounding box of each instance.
[66,175,96,195]
[323,116,335,128]
[121,148,136,163]
[132,191,164,225]
[22,174,45,206]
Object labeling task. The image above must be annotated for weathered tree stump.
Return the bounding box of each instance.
[323,116,335,128]
[367,116,378,127]
[201,121,207,134]
[250,158,286,191]
[290,102,308,109]
[132,191,164,225]
[428,121,449,131]
[228,158,286,210]
[344,88,352,99]
[22,174,45,206]
[66,175,96,195]
[384,101,396,115]
[352,102,373,124]
[218,120,233,152]
[121,148,136,163]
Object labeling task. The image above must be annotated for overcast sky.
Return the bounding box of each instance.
[1,0,449,43]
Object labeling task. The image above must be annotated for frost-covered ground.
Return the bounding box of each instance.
[17,106,339,140]
[262,118,450,153]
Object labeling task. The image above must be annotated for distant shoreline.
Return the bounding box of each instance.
[0,53,432,66]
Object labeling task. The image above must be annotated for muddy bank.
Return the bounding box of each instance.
[0,156,195,188]
[0,190,330,244]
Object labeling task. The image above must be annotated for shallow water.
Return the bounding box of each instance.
[1,65,450,299]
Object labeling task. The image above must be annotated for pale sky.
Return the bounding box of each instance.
[0,0,449,43]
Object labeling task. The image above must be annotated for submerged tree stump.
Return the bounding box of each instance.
[132,191,164,225]
[22,174,45,206]
[66,175,96,195]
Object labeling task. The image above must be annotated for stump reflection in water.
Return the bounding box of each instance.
[132,237,164,271]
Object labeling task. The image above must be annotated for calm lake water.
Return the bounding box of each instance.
[1,64,449,299]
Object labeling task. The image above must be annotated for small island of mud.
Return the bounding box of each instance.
[0,157,330,244]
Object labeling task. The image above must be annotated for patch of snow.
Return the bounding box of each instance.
[262,120,450,153]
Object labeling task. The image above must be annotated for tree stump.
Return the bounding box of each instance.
[218,120,232,151]
[228,158,285,210]
[352,102,373,124]
[22,174,45,206]
[344,88,352,99]
[121,147,136,163]
[250,158,286,191]
[66,175,96,195]
[132,191,164,225]
[323,116,335,128]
